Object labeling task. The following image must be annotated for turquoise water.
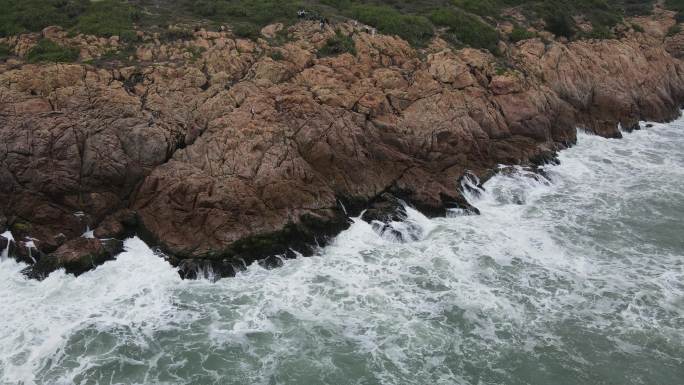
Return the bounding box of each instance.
[0,120,683,385]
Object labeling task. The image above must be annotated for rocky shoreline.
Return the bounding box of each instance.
[2,9,684,279]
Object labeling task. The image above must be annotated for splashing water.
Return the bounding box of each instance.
[1,120,683,385]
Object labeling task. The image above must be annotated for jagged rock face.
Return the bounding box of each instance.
[2,16,684,276]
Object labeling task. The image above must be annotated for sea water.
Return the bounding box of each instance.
[0,120,682,385]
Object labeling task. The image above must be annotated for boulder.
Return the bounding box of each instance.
[23,237,123,279]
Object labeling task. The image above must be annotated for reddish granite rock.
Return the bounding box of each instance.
[23,237,123,279]
[1,14,684,278]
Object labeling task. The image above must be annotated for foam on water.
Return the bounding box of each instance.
[1,120,683,385]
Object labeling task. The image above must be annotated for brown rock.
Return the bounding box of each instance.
[428,51,476,88]
[261,23,284,39]
[2,16,684,279]
[24,237,123,279]
[490,74,524,95]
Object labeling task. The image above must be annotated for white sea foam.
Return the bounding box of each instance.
[1,230,13,261]
[1,119,683,385]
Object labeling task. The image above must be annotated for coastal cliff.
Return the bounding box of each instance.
[2,8,684,279]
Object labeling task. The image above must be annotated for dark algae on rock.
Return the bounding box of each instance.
[2,1,684,278]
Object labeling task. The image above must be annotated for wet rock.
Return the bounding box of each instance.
[529,150,561,166]
[23,237,122,279]
[94,210,137,239]
[0,235,11,255]
[177,258,238,281]
[362,194,407,223]
[623,121,643,132]
[12,241,44,266]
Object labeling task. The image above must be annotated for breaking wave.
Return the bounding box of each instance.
[1,119,683,385]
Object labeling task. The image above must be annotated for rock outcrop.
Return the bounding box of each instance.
[2,12,684,278]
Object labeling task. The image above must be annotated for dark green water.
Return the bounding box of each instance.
[1,121,683,385]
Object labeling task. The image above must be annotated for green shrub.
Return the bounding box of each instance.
[0,0,82,36]
[509,26,536,42]
[269,50,284,60]
[318,30,356,57]
[587,25,614,39]
[623,0,655,16]
[430,8,499,53]
[98,43,137,63]
[0,0,140,39]
[666,0,684,13]
[0,0,659,48]
[162,28,195,41]
[232,23,261,39]
[183,0,300,25]
[0,43,10,60]
[26,39,79,63]
[667,24,682,36]
[187,46,206,61]
[452,0,502,17]
[631,23,645,32]
[350,4,434,46]
[545,13,575,39]
[75,0,140,39]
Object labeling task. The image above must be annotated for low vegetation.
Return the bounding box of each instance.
[667,24,682,36]
[26,38,79,63]
[74,0,140,42]
[666,0,684,22]
[430,8,500,52]
[349,4,434,46]
[0,43,10,60]
[318,30,356,57]
[509,26,537,42]
[0,1,677,56]
[0,0,138,39]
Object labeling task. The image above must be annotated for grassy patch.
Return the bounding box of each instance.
[430,8,499,53]
[268,50,284,60]
[161,27,195,42]
[26,39,79,63]
[182,0,301,26]
[350,4,434,46]
[231,22,261,39]
[509,26,536,42]
[0,0,667,53]
[667,24,682,36]
[187,46,206,62]
[0,0,140,40]
[75,0,140,41]
[667,0,684,22]
[95,43,138,64]
[0,0,81,36]
[452,0,503,17]
[318,30,356,57]
[586,25,615,39]
[623,0,655,15]
[0,43,11,60]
